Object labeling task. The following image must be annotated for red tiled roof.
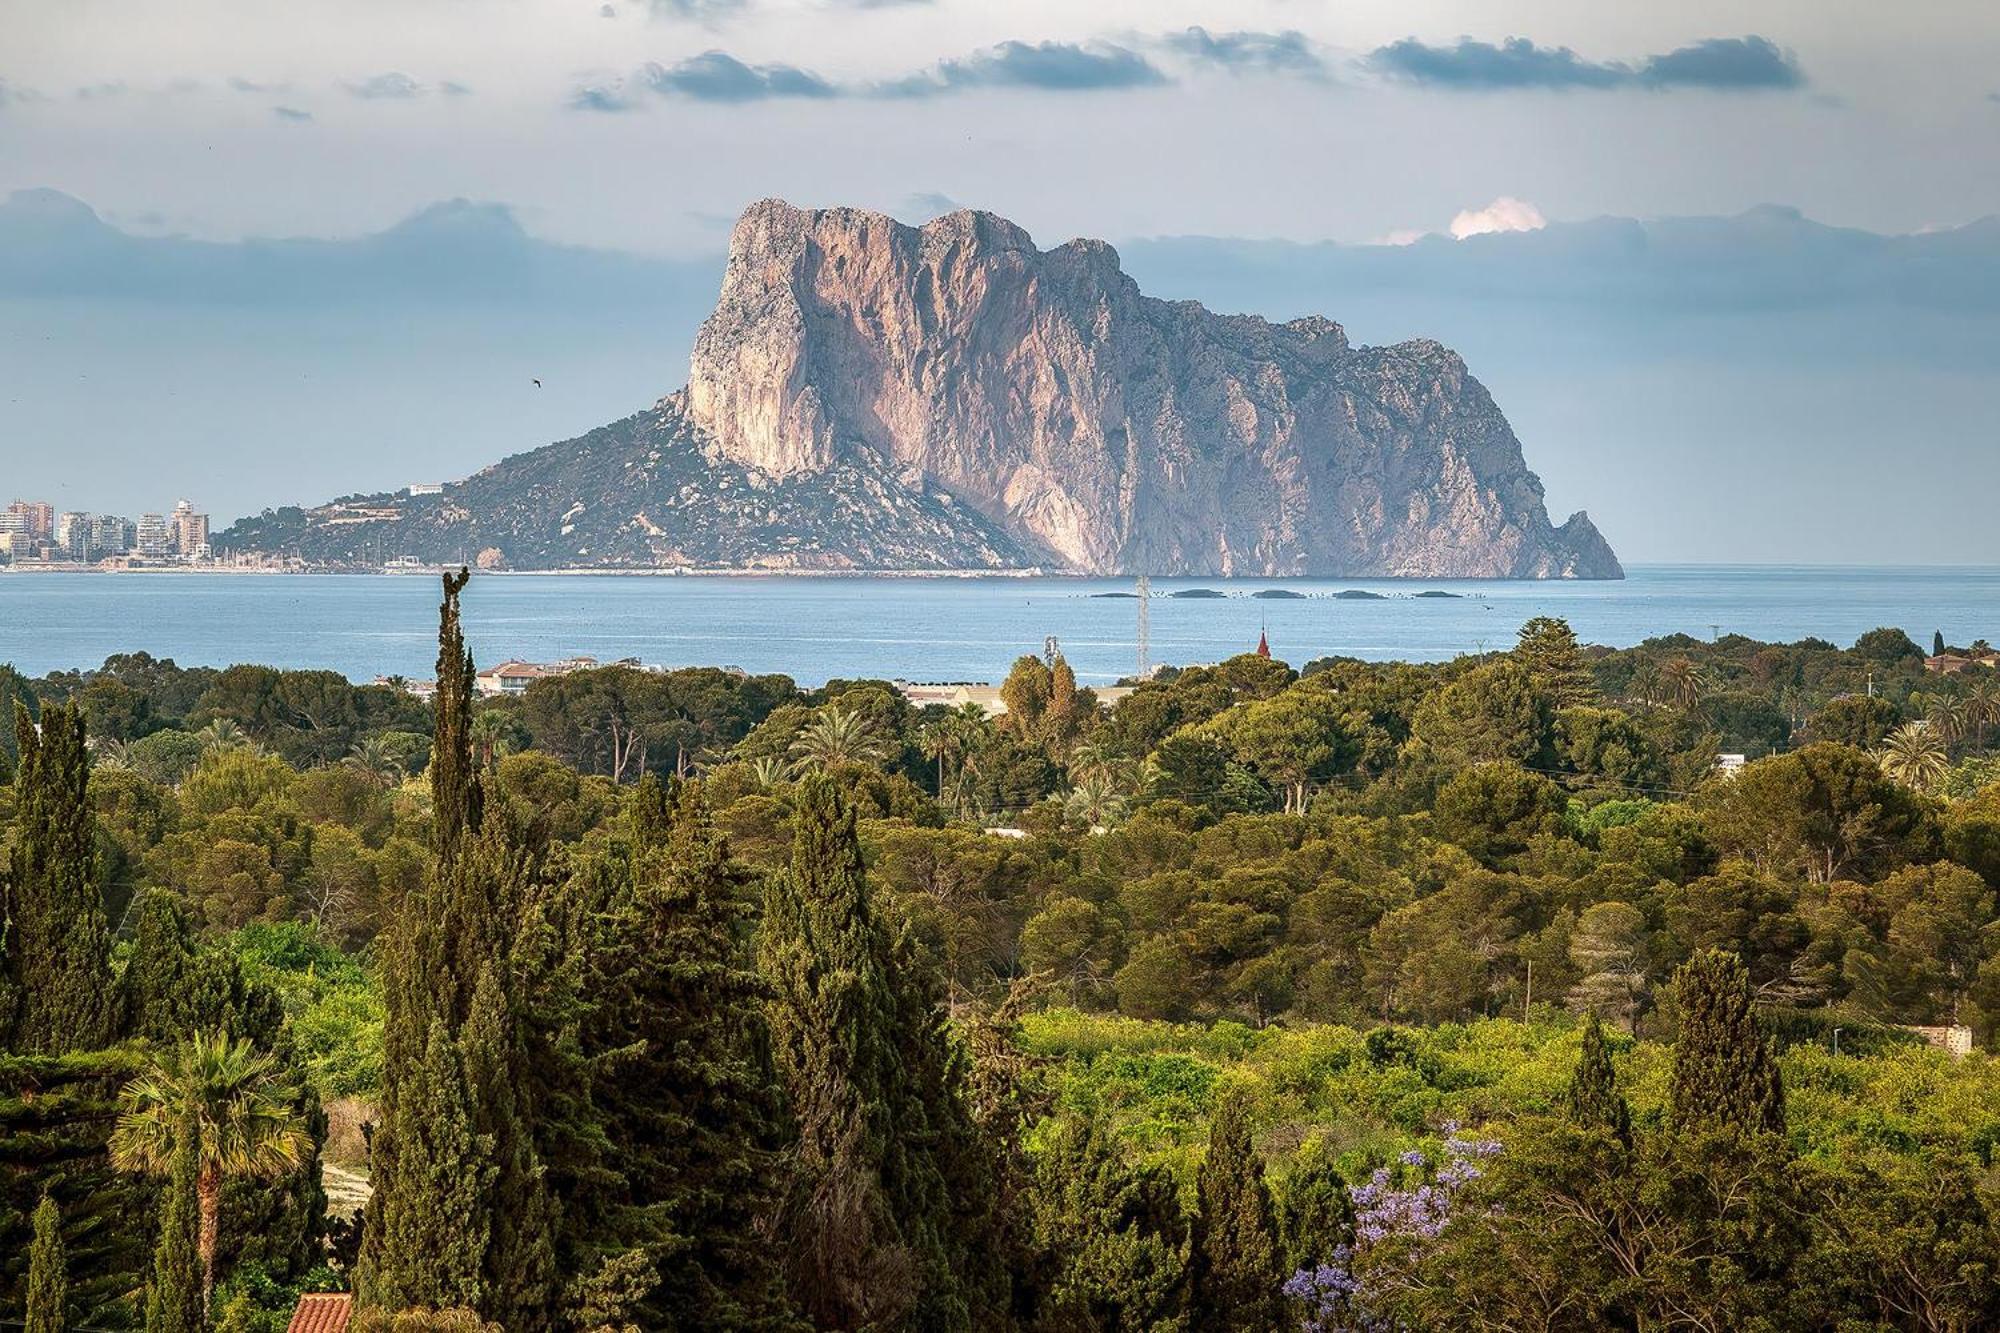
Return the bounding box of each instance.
[288,1293,352,1333]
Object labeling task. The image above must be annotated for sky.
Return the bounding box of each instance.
[3,0,1999,564]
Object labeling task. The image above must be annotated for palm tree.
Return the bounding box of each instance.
[787,705,887,772]
[91,736,134,771]
[1657,657,1705,711]
[1965,677,1999,751]
[1876,721,1951,791]
[470,708,515,768]
[1925,695,1968,750]
[1064,774,1129,830]
[919,721,957,795]
[194,718,248,754]
[745,754,791,792]
[110,1033,311,1316]
[342,734,406,788]
[1066,738,1123,784]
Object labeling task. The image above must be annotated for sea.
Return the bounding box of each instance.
[1,565,1995,687]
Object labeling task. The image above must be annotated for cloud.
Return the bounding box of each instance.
[273,106,313,122]
[640,51,835,101]
[345,72,425,100]
[1368,34,1802,92]
[569,83,636,112]
[75,82,130,100]
[881,40,1168,97]
[1988,91,2000,104]
[1448,197,1546,239]
[600,2,616,14]
[901,191,960,220]
[229,77,286,94]
[1637,37,1802,90]
[440,80,473,97]
[1160,28,1327,79]
[649,0,746,18]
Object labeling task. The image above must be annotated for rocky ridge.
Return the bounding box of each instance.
[219,199,1619,577]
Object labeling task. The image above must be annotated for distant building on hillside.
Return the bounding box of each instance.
[895,679,1137,717]
[1716,753,1748,777]
[1927,649,2000,674]
[1901,1024,1975,1058]
[407,482,444,496]
[475,656,600,697]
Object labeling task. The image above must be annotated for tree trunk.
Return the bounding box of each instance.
[197,1165,222,1320]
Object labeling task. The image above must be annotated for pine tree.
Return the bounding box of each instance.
[581,778,795,1330]
[761,775,969,1331]
[1513,617,1597,708]
[1188,1092,1285,1333]
[1936,630,1948,658]
[1565,1014,1633,1144]
[27,1194,67,1333]
[147,1116,205,1333]
[1668,949,1785,1137]
[2,700,115,1053]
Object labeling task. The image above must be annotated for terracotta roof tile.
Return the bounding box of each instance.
[287,1293,352,1333]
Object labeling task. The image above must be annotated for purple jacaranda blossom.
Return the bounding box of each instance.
[1286,1128,1503,1331]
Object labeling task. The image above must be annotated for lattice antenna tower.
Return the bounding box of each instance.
[1134,573,1151,679]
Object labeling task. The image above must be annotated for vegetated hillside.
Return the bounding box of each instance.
[217,401,1035,570]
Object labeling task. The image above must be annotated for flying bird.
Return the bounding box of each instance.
[532,378,542,388]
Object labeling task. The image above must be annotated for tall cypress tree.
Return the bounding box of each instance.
[1,700,114,1053]
[1566,1014,1633,1144]
[360,570,555,1328]
[1189,1092,1286,1333]
[147,1116,205,1333]
[1668,949,1785,1137]
[26,1194,67,1333]
[581,778,794,1330]
[1029,1113,1188,1331]
[1275,1138,1352,1277]
[761,776,967,1331]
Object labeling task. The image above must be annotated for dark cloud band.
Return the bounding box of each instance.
[1369,34,1802,92]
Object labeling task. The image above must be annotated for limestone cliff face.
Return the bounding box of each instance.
[685,199,1620,578]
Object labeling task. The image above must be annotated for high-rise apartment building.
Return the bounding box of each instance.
[6,500,54,540]
[135,512,173,557]
[91,514,134,554]
[56,511,92,560]
[171,499,210,558]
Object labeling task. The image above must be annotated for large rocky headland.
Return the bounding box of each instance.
[219,199,1620,578]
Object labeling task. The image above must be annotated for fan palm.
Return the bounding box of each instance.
[109,1032,310,1315]
[788,705,887,772]
[342,734,406,788]
[1876,721,1951,791]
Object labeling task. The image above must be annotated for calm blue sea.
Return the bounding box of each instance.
[1,566,1995,687]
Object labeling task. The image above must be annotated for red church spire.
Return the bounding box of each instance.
[1256,627,1270,658]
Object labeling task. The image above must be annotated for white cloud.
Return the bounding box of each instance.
[1448,196,1546,240]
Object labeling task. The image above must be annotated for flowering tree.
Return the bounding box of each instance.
[1284,1124,1501,1332]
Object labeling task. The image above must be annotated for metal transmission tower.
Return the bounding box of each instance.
[1134,573,1151,679]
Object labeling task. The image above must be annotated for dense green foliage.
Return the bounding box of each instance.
[27,1194,67,1333]
[7,597,2000,1328]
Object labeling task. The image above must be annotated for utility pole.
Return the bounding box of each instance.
[1134,573,1151,680]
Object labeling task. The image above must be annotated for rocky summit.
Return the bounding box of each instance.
[220,199,1620,577]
